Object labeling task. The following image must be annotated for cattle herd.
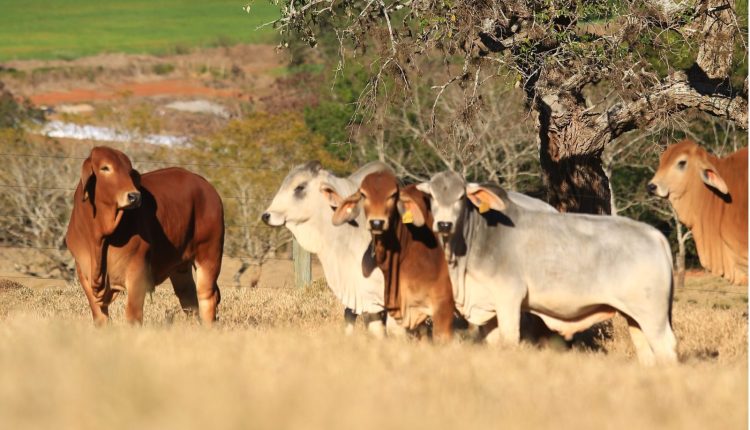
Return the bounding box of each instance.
[63,141,748,366]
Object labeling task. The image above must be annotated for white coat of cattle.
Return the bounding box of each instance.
[418,171,677,365]
[262,161,391,336]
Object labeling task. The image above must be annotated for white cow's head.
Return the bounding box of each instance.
[262,161,393,252]
[262,161,346,228]
[418,171,506,240]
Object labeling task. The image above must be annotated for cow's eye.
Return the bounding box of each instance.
[294,183,306,194]
[100,166,110,172]
[677,160,687,170]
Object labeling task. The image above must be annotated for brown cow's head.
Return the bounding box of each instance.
[332,171,425,236]
[648,140,729,201]
[80,146,142,236]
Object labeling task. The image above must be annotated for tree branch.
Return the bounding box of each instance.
[597,70,748,141]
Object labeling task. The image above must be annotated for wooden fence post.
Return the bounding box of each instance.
[293,239,311,288]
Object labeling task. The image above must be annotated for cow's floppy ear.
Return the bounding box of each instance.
[332,191,362,226]
[130,169,142,187]
[416,182,432,196]
[397,194,426,227]
[699,162,729,195]
[466,183,506,213]
[320,182,344,208]
[80,157,94,201]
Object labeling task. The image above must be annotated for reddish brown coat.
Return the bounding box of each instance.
[65,146,224,325]
[333,171,455,340]
[649,140,747,284]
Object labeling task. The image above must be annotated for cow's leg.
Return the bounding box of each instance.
[492,285,525,346]
[343,308,357,335]
[195,261,221,324]
[76,264,109,326]
[125,268,152,325]
[641,321,677,364]
[362,311,386,339]
[625,316,656,366]
[385,314,407,338]
[169,266,199,317]
[431,300,454,342]
[477,318,500,344]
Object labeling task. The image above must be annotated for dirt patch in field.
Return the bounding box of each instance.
[0,43,306,141]
[29,79,244,106]
[1,44,289,109]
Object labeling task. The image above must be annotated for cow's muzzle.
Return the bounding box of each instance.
[369,219,386,234]
[121,191,141,209]
[436,221,453,235]
[646,182,668,198]
[261,212,271,225]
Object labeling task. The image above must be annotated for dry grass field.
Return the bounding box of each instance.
[0,270,746,430]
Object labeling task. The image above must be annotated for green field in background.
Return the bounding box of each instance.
[0,1,279,61]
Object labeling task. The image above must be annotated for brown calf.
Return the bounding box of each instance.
[332,171,455,340]
[65,146,224,325]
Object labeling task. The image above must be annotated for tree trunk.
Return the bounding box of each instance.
[533,92,612,215]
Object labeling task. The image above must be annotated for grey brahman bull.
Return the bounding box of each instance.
[417,171,677,365]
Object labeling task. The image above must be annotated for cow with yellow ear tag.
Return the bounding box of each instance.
[420,170,677,365]
[332,171,455,341]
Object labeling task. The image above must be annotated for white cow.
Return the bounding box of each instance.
[418,171,677,365]
[262,161,392,337]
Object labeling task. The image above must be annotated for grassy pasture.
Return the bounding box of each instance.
[0,274,746,430]
[0,0,279,61]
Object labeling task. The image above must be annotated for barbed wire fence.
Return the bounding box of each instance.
[0,151,314,290]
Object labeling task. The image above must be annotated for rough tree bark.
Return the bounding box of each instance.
[533,87,614,214]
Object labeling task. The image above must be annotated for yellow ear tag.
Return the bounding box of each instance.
[402,210,414,224]
[478,200,490,214]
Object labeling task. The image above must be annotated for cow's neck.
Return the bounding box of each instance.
[669,163,730,276]
[670,167,724,230]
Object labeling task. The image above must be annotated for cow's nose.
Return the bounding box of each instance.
[646,182,657,194]
[127,191,141,207]
[369,219,385,231]
[437,221,453,233]
[261,212,271,225]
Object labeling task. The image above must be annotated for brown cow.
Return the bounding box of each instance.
[65,146,224,325]
[648,140,748,285]
[332,171,455,341]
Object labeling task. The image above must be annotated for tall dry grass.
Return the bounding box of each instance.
[0,274,746,430]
